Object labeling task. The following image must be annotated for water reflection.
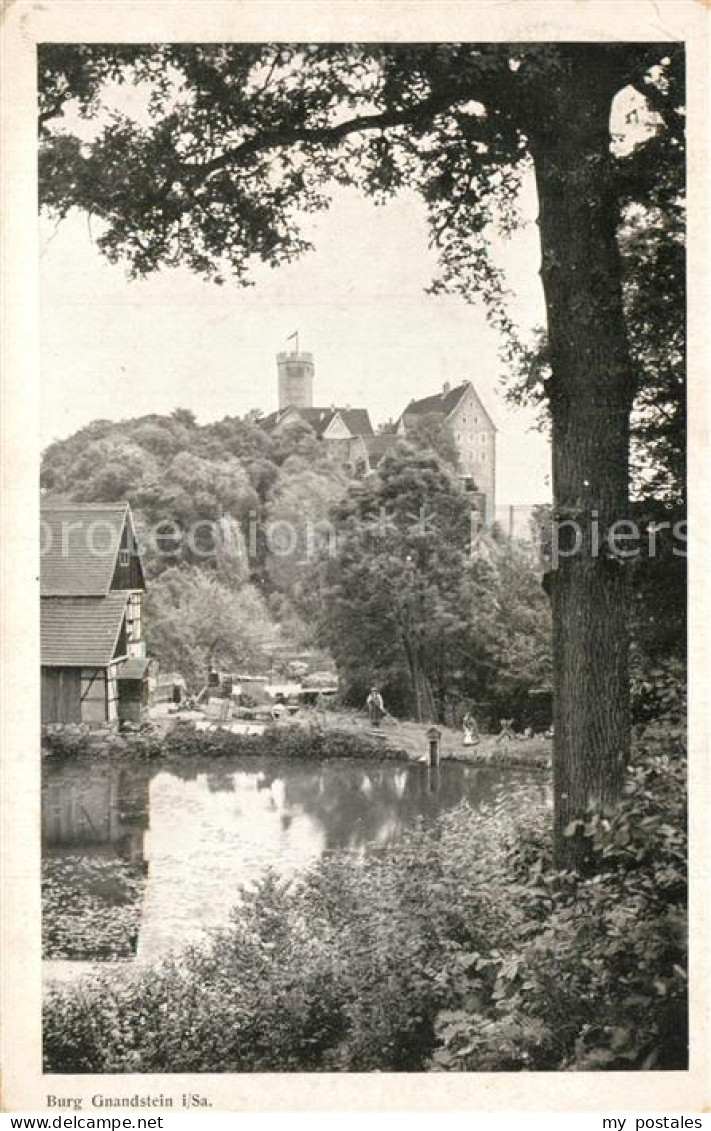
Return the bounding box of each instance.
[43,756,547,964]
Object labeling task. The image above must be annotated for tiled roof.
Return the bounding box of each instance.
[40,503,129,596]
[117,656,150,680]
[41,594,128,667]
[296,408,339,436]
[404,382,470,418]
[261,406,373,438]
[362,433,400,461]
[339,409,373,437]
[258,409,281,431]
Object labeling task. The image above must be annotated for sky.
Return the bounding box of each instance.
[38,52,568,508]
[38,61,657,507]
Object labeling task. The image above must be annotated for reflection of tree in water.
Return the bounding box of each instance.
[42,762,153,959]
[279,762,529,852]
[42,761,152,868]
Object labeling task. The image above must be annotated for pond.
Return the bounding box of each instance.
[42,756,548,968]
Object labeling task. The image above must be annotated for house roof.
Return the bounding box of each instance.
[295,408,339,436]
[362,433,400,462]
[261,406,373,438]
[338,409,373,437]
[400,381,497,433]
[40,502,139,596]
[41,594,129,667]
[117,656,151,680]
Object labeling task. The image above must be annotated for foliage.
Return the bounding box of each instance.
[40,408,361,675]
[44,738,685,1073]
[405,412,460,470]
[43,856,145,960]
[42,725,166,762]
[631,654,687,735]
[38,43,685,864]
[317,444,502,722]
[41,720,410,764]
[316,450,551,724]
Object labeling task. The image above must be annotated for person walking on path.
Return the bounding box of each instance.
[367,686,385,728]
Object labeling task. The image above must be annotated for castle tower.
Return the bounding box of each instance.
[277,348,314,411]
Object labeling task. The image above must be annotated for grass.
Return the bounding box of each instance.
[290,706,552,768]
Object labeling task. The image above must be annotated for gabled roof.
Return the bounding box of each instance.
[41,594,128,667]
[400,381,497,433]
[40,503,142,596]
[403,382,471,419]
[362,433,400,462]
[338,409,373,437]
[258,409,281,431]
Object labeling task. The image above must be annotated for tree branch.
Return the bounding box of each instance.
[178,88,484,184]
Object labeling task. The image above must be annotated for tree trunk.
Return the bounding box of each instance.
[529,65,635,868]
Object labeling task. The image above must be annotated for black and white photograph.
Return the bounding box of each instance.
[1,0,708,1114]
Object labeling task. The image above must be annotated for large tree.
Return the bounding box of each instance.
[38,43,683,864]
[144,566,277,687]
[320,445,498,723]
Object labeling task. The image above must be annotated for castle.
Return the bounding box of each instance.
[261,346,497,524]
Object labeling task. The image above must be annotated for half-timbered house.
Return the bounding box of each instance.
[40,502,149,726]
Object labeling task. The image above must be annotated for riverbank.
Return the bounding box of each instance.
[42,710,551,769]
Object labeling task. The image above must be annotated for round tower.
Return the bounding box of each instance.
[277,349,314,411]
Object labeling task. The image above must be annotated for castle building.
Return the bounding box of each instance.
[264,349,497,511]
[396,381,497,523]
[263,347,379,467]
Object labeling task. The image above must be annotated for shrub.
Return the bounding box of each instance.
[433,749,687,1072]
[42,721,409,764]
[43,747,687,1074]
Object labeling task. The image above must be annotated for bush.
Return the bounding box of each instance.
[43,746,687,1074]
[42,721,409,764]
[42,726,165,762]
[433,744,687,1072]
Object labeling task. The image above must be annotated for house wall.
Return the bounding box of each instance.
[80,667,109,724]
[118,679,147,724]
[322,414,352,440]
[323,436,352,464]
[106,661,121,722]
[125,592,142,646]
[42,667,81,724]
[347,435,369,472]
[111,520,144,591]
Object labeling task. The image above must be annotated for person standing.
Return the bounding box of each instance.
[462,709,480,747]
[367,686,385,728]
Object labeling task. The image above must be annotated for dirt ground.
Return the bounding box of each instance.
[290,707,552,767]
